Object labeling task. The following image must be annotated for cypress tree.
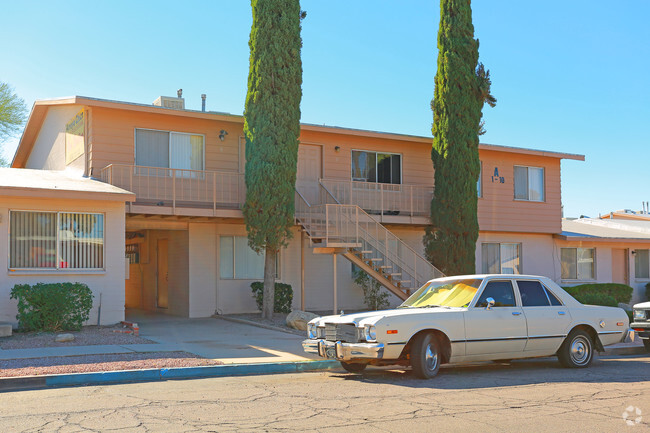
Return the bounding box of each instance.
[423,0,495,275]
[243,0,303,319]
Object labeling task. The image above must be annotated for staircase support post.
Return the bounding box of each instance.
[301,230,305,311]
[332,253,338,314]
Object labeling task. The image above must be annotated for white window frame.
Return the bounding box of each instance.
[8,210,106,271]
[634,249,650,280]
[561,247,596,281]
[481,242,522,274]
[134,128,206,172]
[514,165,545,202]
[219,235,281,280]
[351,149,403,185]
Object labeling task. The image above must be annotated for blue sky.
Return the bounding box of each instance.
[1,0,648,218]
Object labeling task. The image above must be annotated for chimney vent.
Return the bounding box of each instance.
[201,94,207,112]
[177,89,183,98]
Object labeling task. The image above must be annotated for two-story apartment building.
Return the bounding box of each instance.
[3,94,589,325]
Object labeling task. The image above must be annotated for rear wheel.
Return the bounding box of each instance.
[410,333,441,379]
[340,361,367,374]
[643,339,650,352]
[558,329,593,368]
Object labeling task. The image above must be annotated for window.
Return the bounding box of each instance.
[135,129,204,174]
[351,150,401,184]
[544,286,563,306]
[517,280,550,307]
[220,236,280,279]
[561,247,595,280]
[9,211,105,270]
[514,166,544,201]
[635,249,649,279]
[477,161,482,198]
[476,281,516,307]
[481,243,521,274]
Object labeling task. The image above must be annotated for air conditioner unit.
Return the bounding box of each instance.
[153,96,185,110]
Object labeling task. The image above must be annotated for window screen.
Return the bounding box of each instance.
[635,249,649,279]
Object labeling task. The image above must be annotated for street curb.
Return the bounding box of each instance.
[214,315,306,336]
[604,346,647,357]
[0,360,340,392]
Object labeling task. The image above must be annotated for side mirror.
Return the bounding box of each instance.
[485,297,495,310]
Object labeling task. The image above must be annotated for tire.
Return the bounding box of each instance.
[340,361,367,374]
[410,333,441,379]
[558,329,594,368]
[643,339,650,352]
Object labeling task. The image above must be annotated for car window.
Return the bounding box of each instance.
[544,286,563,306]
[476,281,516,307]
[517,280,550,307]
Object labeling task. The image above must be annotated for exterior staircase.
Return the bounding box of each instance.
[295,183,444,300]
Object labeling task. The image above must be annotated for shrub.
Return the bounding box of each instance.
[569,292,618,307]
[251,282,293,314]
[354,270,390,311]
[10,282,94,332]
[646,282,650,301]
[563,283,633,305]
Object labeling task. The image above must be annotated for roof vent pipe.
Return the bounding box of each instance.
[201,94,206,112]
[177,89,183,98]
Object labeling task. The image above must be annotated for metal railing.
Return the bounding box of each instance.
[319,179,434,217]
[295,186,444,290]
[100,164,245,211]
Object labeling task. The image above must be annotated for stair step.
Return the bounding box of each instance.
[369,258,383,262]
[390,273,402,277]
[360,250,373,255]
[379,265,391,269]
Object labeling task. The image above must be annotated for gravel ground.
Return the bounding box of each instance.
[0,352,223,377]
[0,324,155,350]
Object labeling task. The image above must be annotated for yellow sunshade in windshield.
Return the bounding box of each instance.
[409,283,477,308]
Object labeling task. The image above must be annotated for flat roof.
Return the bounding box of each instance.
[0,168,135,202]
[13,96,585,167]
[557,218,650,242]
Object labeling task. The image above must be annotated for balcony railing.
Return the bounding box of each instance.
[100,164,245,211]
[319,179,433,217]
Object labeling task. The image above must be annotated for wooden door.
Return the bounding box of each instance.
[612,248,628,285]
[157,239,169,308]
[296,144,322,205]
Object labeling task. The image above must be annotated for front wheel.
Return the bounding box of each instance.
[643,339,650,352]
[558,329,593,368]
[340,361,367,374]
[410,333,441,379]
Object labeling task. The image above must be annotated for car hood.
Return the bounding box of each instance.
[313,306,463,326]
[633,301,650,309]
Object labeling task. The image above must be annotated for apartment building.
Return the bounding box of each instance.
[3,94,590,324]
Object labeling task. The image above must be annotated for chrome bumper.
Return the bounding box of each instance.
[621,328,636,343]
[302,339,384,361]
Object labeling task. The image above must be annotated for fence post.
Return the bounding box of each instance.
[213,172,217,214]
[172,168,176,212]
[380,184,384,218]
[410,186,414,217]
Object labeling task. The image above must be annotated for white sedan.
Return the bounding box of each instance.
[303,274,634,379]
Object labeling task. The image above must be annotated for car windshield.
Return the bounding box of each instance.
[399,278,483,308]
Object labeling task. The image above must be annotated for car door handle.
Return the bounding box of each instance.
[512,311,522,316]
[558,311,566,315]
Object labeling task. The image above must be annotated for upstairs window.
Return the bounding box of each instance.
[135,129,204,174]
[514,165,544,202]
[561,247,595,280]
[9,211,105,270]
[351,150,401,184]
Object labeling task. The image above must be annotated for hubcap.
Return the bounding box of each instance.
[425,344,439,371]
[570,336,590,364]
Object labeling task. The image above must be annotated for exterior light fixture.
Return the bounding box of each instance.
[334,146,341,152]
[219,130,228,141]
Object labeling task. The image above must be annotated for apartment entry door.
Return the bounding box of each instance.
[612,248,628,285]
[157,239,169,309]
[296,144,322,205]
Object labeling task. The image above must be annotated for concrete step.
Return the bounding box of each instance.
[0,323,12,338]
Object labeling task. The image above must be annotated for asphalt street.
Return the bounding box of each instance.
[1,355,650,432]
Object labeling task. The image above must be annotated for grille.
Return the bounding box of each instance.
[324,323,359,342]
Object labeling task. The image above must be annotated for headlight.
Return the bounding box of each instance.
[307,323,317,339]
[634,310,646,321]
[364,325,377,342]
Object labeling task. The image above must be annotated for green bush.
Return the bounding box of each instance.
[354,270,390,311]
[563,283,633,305]
[10,282,94,332]
[569,292,618,307]
[645,282,650,301]
[251,282,293,314]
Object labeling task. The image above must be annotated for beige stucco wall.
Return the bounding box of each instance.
[476,232,557,279]
[25,105,84,172]
[188,223,217,318]
[0,195,126,326]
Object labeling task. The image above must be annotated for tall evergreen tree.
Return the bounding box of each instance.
[423,0,495,275]
[243,0,303,319]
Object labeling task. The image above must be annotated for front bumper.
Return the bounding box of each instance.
[631,322,650,339]
[302,339,384,361]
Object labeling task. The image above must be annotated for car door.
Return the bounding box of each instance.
[464,280,528,356]
[516,279,572,353]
